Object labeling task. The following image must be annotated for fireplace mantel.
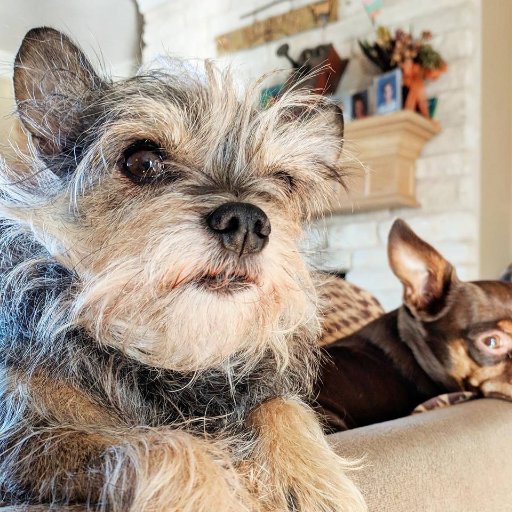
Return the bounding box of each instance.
[331,110,441,213]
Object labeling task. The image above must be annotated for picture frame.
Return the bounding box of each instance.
[374,68,402,115]
[341,94,352,121]
[259,84,283,108]
[428,97,439,118]
[351,89,369,120]
[330,95,352,121]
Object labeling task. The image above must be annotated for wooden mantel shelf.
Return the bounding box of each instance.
[331,110,441,213]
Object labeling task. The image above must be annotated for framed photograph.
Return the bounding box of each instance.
[351,90,369,120]
[328,95,352,123]
[428,97,439,118]
[330,95,352,121]
[259,84,283,108]
[375,69,402,115]
[342,95,352,121]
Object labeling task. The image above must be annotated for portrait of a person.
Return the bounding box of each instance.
[352,91,368,119]
[376,69,402,114]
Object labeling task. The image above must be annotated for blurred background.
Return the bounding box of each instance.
[0,0,510,310]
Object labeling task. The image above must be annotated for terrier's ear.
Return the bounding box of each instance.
[13,27,103,158]
[295,101,344,163]
[277,97,344,166]
[388,219,456,317]
[318,102,344,163]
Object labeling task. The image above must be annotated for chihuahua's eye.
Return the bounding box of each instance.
[475,328,512,357]
[121,140,165,183]
[483,335,501,349]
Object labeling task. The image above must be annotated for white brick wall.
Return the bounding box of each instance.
[137,0,482,311]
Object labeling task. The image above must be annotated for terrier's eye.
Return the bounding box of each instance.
[274,171,295,191]
[121,140,165,183]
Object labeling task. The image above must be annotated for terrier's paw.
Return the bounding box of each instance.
[107,430,252,512]
[247,398,366,512]
[284,448,366,512]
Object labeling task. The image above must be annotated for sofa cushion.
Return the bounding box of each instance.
[329,398,512,512]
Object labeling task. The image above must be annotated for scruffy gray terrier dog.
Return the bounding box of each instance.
[0,27,366,511]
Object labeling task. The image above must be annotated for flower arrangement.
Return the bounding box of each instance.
[359,26,446,72]
[359,26,447,118]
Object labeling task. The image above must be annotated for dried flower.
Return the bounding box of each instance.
[376,26,392,47]
[359,25,445,74]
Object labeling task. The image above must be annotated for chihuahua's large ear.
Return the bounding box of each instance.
[13,27,104,159]
[388,219,456,317]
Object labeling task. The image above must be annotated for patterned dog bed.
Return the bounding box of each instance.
[317,274,384,346]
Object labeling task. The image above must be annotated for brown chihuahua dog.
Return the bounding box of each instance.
[317,219,512,431]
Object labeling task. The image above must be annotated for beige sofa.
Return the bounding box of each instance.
[330,398,512,511]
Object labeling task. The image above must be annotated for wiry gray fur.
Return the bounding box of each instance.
[0,27,366,512]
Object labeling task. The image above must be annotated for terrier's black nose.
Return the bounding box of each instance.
[206,202,271,256]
